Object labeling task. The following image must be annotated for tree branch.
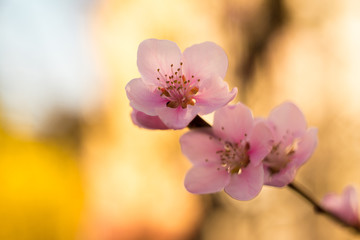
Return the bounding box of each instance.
[288,182,360,234]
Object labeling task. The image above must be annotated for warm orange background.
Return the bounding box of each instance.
[1,0,360,239]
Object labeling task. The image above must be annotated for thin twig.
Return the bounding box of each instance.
[187,115,211,129]
[288,182,360,233]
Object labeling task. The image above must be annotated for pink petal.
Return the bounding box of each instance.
[213,103,254,143]
[195,76,238,115]
[344,186,359,219]
[248,120,273,166]
[131,109,169,130]
[184,164,230,194]
[125,78,167,115]
[224,163,264,201]
[322,186,359,226]
[180,130,223,165]
[156,105,198,129]
[263,165,297,187]
[263,128,317,187]
[293,127,318,167]
[268,102,307,139]
[182,42,228,81]
[137,39,182,85]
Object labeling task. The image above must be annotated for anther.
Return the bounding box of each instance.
[188,99,196,106]
[189,86,199,95]
[160,88,171,97]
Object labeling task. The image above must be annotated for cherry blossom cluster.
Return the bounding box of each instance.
[125,39,360,230]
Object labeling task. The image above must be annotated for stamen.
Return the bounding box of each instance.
[160,88,171,97]
[189,86,199,95]
[216,141,250,175]
[188,99,196,106]
[264,139,299,174]
[155,62,200,109]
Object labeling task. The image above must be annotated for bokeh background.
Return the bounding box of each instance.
[1,0,360,239]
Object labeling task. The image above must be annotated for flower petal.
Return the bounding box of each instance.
[322,186,359,226]
[137,39,182,85]
[195,76,238,115]
[263,128,317,187]
[263,164,297,187]
[268,102,307,139]
[224,163,264,201]
[125,78,167,115]
[184,164,230,194]
[182,42,228,81]
[293,127,318,167]
[156,105,198,129]
[180,129,223,165]
[248,121,272,166]
[131,109,168,130]
[213,103,254,143]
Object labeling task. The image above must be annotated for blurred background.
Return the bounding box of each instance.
[1,0,360,239]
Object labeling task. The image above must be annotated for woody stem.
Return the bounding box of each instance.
[188,115,211,128]
[288,181,360,233]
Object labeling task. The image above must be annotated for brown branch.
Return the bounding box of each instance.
[187,115,211,129]
[288,182,360,234]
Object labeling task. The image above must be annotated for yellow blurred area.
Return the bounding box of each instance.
[1,0,360,239]
[0,126,83,240]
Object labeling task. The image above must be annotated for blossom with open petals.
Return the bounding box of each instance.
[180,103,272,200]
[126,39,237,129]
[322,185,360,227]
[262,102,318,187]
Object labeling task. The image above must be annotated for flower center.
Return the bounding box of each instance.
[216,141,250,175]
[156,62,200,109]
[263,138,299,174]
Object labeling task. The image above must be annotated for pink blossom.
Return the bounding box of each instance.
[322,185,360,227]
[126,39,237,129]
[180,103,272,200]
[131,108,169,130]
[262,102,318,187]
